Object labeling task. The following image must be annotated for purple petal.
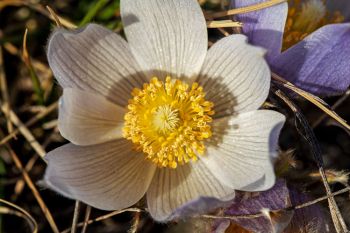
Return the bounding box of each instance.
[168,197,233,221]
[271,23,350,96]
[284,188,335,233]
[230,0,288,61]
[215,180,292,233]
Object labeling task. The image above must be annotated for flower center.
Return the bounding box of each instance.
[152,105,179,134]
[123,77,214,169]
[283,0,344,50]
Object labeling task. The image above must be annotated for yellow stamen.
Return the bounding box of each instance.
[153,105,179,134]
[123,77,214,169]
[283,0,344,50]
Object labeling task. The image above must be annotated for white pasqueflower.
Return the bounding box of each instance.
[44,0,285,222]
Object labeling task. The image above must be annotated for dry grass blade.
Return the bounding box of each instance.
[207,0,286,19]
[81,206,91,233]
[0,46,14,135]
[22,29,45,105]
[0,0,76,29]
[61,208,143,233]
[71,201,81,233]
[129,212,141,233]
[46,6,63,28]
[32,4,76,29]
[0,104,46,160]
[7,147,60,233]
[272,73,350,131]
[13,155,39,199]
[14,131,55,199]
[0,101,58,146]
[0,0,23,9]
[312,89,350,128]
[273,88,348,233]
[207,20,242,28]
[0,199,38,233]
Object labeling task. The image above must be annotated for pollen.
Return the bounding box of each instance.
[123,77,214,169]
[283,0,344,50]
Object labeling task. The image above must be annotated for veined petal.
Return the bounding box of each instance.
[197,35,270,118]
[47,23,147,106]
[271,23,350,96]
[121,0,207,81]
[202,110,285,191]
[44,139,156,210]
[230,0,288,61]
[219,180,292,233]
[58,88,125,146]
[147,160,235,222]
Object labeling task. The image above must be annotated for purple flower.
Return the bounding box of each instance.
[214,180,333,233]
[231,0,350,96]
[214,180,292,233]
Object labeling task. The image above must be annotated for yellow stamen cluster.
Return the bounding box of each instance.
[123,77,214,169]
[283,0,344,50]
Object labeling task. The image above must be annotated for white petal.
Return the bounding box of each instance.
[47,23,147,106]
[44,139,156,210]
[202,110,285,191]
[121,0,207,80]
[197,35,270,118]
[58,88,125,146]
[147,160,235,222]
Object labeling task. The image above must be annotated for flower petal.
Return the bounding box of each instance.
[271,23,350,96]
[44,139,156,210]
[202,110,285,191]
[47,23,147,106]
[197,35,270,118]
[147,160,235,222]
[58,88,125,146]
[220,180,292,233]
[230,0,288,61]
[121,0,207,80]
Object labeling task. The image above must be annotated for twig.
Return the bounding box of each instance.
[71,201,81,233]
[128,212,141,233]
[207,0,286,18]
[32,4,76,28]
[0,46,14,135]
[13,155,39,199]
[312,89,350,128]
[0,1,75,28]
[272,72,350,131]
[207,20,242,28]
[46,6,63,28]
[0,199,38,233]
[0,101,58,146]
[7,147,59,233]
[81,206,91,233]
[61,208,143,233]
[14,130,56,199]
[0,104,46,160]
[273,88,348,233]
